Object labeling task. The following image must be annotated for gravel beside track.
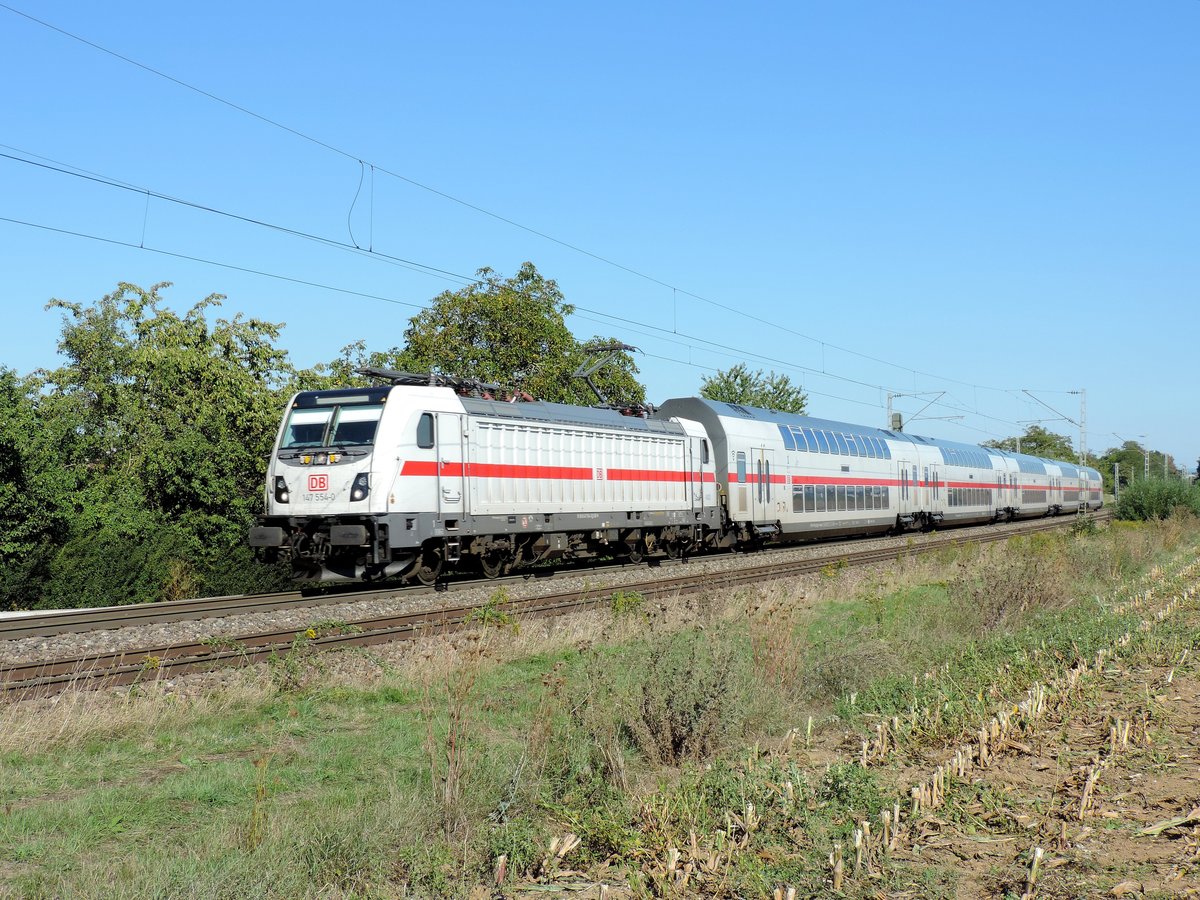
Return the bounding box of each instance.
[0,514,1102,670]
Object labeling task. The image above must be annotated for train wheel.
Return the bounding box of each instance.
[408,544,443,586]
[624,541,644,565]
[479,548,508,579]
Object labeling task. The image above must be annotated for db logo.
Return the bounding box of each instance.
[308,474,329,492]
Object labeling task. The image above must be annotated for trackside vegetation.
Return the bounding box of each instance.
[3,516,1198,897]
[1114,475,1200,521]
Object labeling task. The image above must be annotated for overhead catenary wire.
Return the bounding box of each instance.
[4,154,1038,442]
[0,208,1015,444]
[0,215,428,311]
[0,149,479,287]
[3,212,1042,444]
[0,1,1079,400]
[0,145,1035,436]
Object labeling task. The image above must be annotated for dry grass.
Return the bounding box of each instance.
[0,669,272,754]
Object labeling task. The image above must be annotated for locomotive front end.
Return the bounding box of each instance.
[249,386,406,580]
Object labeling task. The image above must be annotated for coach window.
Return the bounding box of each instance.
[701,439,709,464]
[804,428,820,452]
[814,430,829,454]
[756,460,762,502]
[815,485,826,512]
[416,413,435,449]
[737,452,746,484]
[805,484,815,512]
[833,433,850,455]
[765,461,771,501]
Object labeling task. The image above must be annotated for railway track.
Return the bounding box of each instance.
[1,511,1108,698]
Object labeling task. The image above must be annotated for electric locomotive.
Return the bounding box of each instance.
[249,372,719,582]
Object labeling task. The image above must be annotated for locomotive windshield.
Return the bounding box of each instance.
[281,404,384,448]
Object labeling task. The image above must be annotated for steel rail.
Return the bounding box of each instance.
[1,511,1108,699]
[0,562,610,641]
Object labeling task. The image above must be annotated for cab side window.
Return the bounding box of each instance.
[417,413,435,449]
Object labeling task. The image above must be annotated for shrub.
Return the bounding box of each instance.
[949,534,1071,629]
[626,629,746,765]
[1115,477,1200,521]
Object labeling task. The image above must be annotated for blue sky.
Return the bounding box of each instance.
[2,1,1197,469]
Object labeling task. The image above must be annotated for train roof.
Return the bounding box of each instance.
[658,397,899,440]
[656,397,1084,473]
[460,397,686,436]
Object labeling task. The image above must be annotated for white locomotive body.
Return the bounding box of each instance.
[250,383,719,581]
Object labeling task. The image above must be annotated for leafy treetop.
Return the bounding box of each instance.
[982,425,1074,461]
[308,263,645,407]
[699,364,808,414]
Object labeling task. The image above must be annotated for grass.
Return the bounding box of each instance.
[2,516,1198,897]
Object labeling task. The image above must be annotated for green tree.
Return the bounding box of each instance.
[0,369,75,609]
[699,364,807,413]
[983,425,1074,461]
[22,282,297,607]
[326,263,645,405]
[1089,441,1170,494]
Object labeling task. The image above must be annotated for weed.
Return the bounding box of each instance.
[301,618,363,638]
[486,817,543,880]
[418,636,489,840]
[610,589,645,616]
[821,557,849,578]
[818,762,883,818]
[950,534,1071,629]
[395,842,456,896]
[243,755,270,850]
[626,628,745,765]
[470,587,518,630]
[200,635,248,654]
[746,592,805,700]
[162,558,200,602]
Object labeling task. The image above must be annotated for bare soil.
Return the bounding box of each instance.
[894,645,1200,898]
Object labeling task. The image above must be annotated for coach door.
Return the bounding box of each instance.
[688,439,706,516]
[896,457,915,518]
[751,448,776,523]
[435,412,465,523]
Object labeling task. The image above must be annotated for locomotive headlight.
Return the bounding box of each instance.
[274,476,290,504]
[350,472,370,501]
